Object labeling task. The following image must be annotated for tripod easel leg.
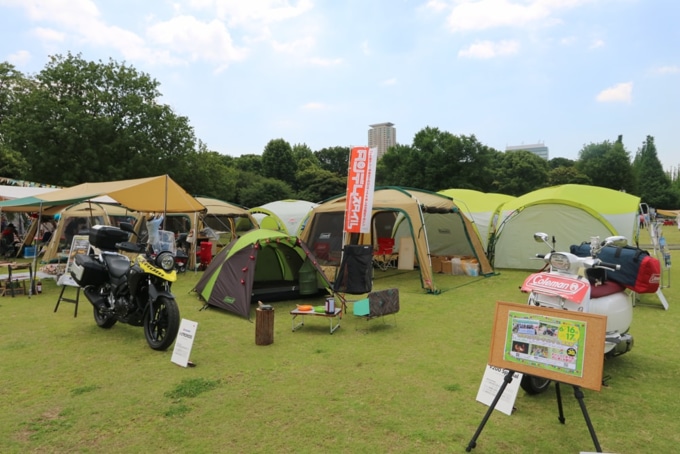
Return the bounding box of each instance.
[555,381,565,424]
[573,385,602,453]
[466,370,515,452]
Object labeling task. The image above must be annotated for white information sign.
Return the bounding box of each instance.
[475,364,522,416]
[171,319,198,367]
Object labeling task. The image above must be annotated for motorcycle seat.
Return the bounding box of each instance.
[590,280,626,298]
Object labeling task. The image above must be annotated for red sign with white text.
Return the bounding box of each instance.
[344,146,377,233]
[521,273,590,303]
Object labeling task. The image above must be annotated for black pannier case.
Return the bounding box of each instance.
[71,254,108,287]
[89,225,129,251]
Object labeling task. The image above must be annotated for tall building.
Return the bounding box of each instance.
[505,142,549,160]
[368,122,396,159]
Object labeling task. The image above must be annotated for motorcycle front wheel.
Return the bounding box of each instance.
[144,296,180,351]
[520,374,552,395]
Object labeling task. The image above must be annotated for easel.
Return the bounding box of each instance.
[466,375,602,452]
[53,235,89,318]
[54,274,81,317]
[646,220,669,310]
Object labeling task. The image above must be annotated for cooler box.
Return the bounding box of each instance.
[23,246,36,258]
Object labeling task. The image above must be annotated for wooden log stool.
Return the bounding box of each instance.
[255,306,274,345]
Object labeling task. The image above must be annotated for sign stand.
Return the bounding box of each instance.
[54,235,90,318]
[466,369,516,452]
[555,382,602,452]
[54,280,81,317]
[468,302,608,452]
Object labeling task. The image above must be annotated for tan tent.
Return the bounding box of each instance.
[0,175,205,213]
[299,187,493,294]
[37,203,138,263]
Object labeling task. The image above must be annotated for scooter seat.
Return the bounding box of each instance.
[590,280,626,298]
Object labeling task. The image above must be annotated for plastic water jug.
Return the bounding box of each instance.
[325,297,335,314]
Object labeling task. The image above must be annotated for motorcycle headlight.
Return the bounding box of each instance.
[156,252,175,272]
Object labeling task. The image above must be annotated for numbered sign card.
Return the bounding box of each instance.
[171,319,198,367]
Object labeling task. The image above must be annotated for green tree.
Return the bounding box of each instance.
[2,53,196,186]
[492,150,549,196]
[238,177,293,208]
[548,166,591,186]
[0,63,31,178]
[549,157,576,169]
[576,136,634,192]
[314,146,350,177]
[377,127,501,192]
[294,167,346,202]
[234,154,263,174]
[262,138,296,186]
[173,142,239,202]
[632,135,679,208]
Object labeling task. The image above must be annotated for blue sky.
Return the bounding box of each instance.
[1,0,678,173]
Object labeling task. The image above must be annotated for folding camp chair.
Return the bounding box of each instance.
[373,237,396,271]
[330,244,374,314]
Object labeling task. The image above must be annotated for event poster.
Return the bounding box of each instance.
[503,310,587,378]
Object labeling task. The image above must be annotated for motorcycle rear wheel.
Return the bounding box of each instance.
[93,307,117,328]
[520,374,552,395]
[144,296,180,351]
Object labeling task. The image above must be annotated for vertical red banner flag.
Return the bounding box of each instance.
[344,146,377,233]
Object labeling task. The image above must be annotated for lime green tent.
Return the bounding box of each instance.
[491,184,640,269]
[249,199,318,235]
[438,189,515,250]
[193,229,331,319]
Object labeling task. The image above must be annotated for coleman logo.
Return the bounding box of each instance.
[521,273,590,303]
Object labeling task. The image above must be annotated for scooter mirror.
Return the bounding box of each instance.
[533,232,549,243]
[603,235,628,248]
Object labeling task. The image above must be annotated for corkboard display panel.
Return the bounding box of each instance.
[489,301,606,391]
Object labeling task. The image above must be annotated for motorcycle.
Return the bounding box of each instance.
[518,232,634,394]
[70,222,181,351]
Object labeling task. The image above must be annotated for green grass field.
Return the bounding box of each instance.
[1,225,678,453]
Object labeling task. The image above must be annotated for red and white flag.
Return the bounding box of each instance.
[344,146,377,233]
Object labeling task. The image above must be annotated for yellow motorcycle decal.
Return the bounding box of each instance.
[135,255,177,282]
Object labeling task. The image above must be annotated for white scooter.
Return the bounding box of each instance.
[518,232,634,394]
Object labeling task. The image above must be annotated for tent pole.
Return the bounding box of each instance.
[29,202,44,297]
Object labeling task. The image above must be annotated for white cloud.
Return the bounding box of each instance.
[361,40,370,56]
[458,40,520,59]
[32,27,65,43]
[381,78,397,86]
[195,0,314,26]
[148,16,248,67]
[301,102,327,110]
[589,38,604,49]
[652,65,680,75]
[271,36,315,53]
[596,82,633,103]
[424,0,449,13]
[308,57,342,67]
[7,50,31,66]
[445,0,592,32]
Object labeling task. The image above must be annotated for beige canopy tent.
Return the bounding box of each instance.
[300,187,494,294]
[0,175,205,213]
[0,175,205,291]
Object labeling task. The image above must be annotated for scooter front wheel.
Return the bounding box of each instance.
[520,374,551,395]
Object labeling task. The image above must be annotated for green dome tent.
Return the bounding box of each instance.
[491,184,640,269]
[193,229,331,319]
